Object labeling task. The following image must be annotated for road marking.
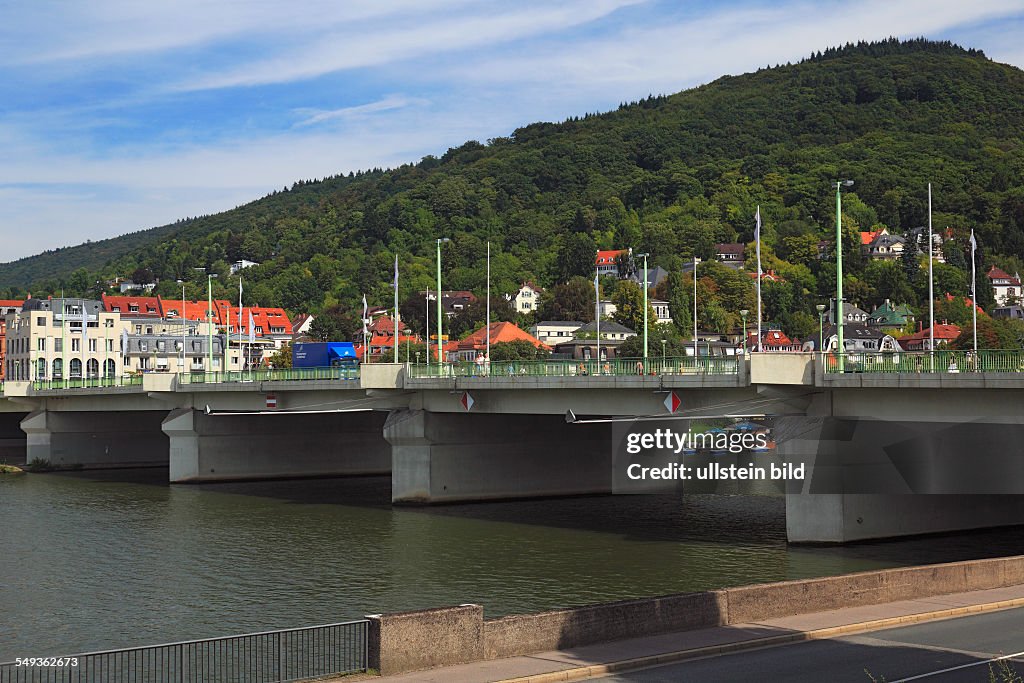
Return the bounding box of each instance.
[889,649,1024,682]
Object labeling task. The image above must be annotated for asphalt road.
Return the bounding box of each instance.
[596,607,1024,682]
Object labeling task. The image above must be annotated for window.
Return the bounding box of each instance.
[37,358,46,379]
[107,339,113,352]
[36,316,45,326]
[37,337,45,351]
[69,358,82,378]
[146,326,153,335]
[129,305,139,312]
[89,339,97,352]
[112,306,121,312]
[135,325,142,334]
[140,342,148,352]
[52,358,62,378]
[71,338,80,352]
[55,339,63,352]
[86,359,99,378]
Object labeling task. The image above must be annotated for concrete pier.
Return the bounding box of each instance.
[163,408,391,482]
[20,409,169,469]
[0,411,28,465]
[384,409,611,503]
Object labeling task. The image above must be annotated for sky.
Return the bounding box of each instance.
[1,0,1024,263]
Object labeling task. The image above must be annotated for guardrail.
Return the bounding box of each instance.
[0,619,368,683]
[178,367,359,384]
[822,350,1024,374]
[31,376,144,391]
[407,356,740,378]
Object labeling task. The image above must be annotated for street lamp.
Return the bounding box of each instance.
[740,309,749,357]
[207,273,218,376]
[661,338,666,370]
[436,238,450,367]
[835,180,854,371]
[177,279,186,375]
[636,252,650,365]
[816,304,827,356]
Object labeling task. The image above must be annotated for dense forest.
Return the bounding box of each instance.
[3,38,1024,346]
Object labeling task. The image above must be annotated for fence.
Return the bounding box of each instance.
[407,356,740,378]
[0,619,368,683]
[31,376,144,391]
[821,350,1024,374]
[177,367,359,385]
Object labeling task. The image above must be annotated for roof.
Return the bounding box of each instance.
[899,323,961,343]
[368,314,410,335]
[219,306,292,336]
[291,313,313,334]
[987,266,1021,284]
[0,299,24,308]
[747,269,785,283]
[596,249,629,266]
[519,281,544,293]
[747,329,794,347]
[631,267,670,287]
[869,301,915,325]
[457,321,550,351]
[823,323,891,341]
[860,230,884,245]
[871,234,905,247]
[576,320,635,335]
[715,243,746,255]
[101,293,162,316]
[535,320,585,327]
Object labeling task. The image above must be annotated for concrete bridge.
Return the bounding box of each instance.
[2,352,1023,544]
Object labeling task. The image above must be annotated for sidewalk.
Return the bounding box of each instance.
[368,584,1024,683]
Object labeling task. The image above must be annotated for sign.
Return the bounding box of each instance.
[663,391,681,414]
[266,393,277,409]
[429,334,450,341]
[460,391,474,412]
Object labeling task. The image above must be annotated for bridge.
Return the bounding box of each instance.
[2,351,1023,544]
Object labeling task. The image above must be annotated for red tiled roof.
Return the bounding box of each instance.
[900,323,962,343]
[216,304,293,337]
[0,299,24,307]
[860,231,883,246]
[101,292,162,316]
[747,329,794,348]
[457,321,550,351]
[987,266,1020,284]
[747,269,785,282]
[596,249,628,266]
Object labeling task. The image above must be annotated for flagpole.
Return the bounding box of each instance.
[207,275,214,377]
[238,277,243,373]
[928,183,935,369]
[692,256,699,361]
[425,288,430,368]
[61,290,67,389]
[595,264,601,370]
[394,254,399,364]
[755,205,763,353]
[485,242,491,370]
[971,229,978,354]
[362,294,368,365]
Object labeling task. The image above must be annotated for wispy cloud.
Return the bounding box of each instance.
[292,95,429,128]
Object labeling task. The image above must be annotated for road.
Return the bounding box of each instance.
[595,607,1024,682]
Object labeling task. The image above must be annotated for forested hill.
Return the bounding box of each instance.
[3,38,1024,342]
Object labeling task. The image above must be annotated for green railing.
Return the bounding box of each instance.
[406,356,740,378]
[32,375,144,391]
[822,350,1024,374]
[178,366,360,384]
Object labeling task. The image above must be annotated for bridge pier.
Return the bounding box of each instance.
[384,409,611,503]
[20,409,169,469]
[0,411,28,465]
[163,408,391,482]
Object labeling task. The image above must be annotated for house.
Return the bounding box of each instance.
[651,299,672,324]
[101,293,162,318]
[823,323,902,353]
[291,313,315,337]
[907,227,945,263]
[746,328,802,352]
[868,300,915,329]
[230,259,260,274]
[828,301,870,325]
[514,281,544,313]
[685,339,743,357]
[987,266,1022,306]
[715,243,745,264]
[0,299,24,317]
[422,290,479,318]
[631,266,670,289]
[866,234,906,260]
[859,228,888,254]
[993,305,1024,321]
[553,338,623,361]
[598,299,617,318]
[573,320,636,341]
[747,269,785,283]
[898,322,961,351]
[596,249,631,277]
[453,322,549,361]
[530,320,583,344]
[118,280,156,294]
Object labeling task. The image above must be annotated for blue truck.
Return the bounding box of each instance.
[291,342,358,369]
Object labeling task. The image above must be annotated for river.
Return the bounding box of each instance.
[3,468,1024,660]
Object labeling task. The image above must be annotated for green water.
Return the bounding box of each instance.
[2,469,1023,660]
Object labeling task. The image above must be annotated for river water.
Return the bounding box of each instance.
[3,468,1024,660]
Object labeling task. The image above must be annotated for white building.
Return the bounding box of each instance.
[514,281,544,313]
[987,266,1021,306]
[530,320,583,344]
[230,259,260,274]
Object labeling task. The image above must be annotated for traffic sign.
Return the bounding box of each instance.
[460,391,474,411]
[266,393,277,409]
[663,391,681,413]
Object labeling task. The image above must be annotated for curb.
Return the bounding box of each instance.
[496,597,1024,683]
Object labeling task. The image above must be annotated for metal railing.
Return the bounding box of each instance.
[177,367,359,384]
[821,350,1024,374]
[0,619,368,683]
[407,356,740,378]
[31,376,144,391]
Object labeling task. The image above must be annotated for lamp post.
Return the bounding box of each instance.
[816,304,826,355]
[636,252,650,365]
[436,238,450,367]
[740,309,749,357]
[661,338,666,370]
[835,180,854,371]
[206,273,218,376]
[692,256,700,361]
[177,280,186,375]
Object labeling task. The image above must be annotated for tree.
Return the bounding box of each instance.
[490,340,549,361]
[377,343,429,364]
[266,343,293,369]
[557,233,596,282]
[617,325,686,358]
[309,304,359,341]
[538,277,595,322]
[611,280,656,334]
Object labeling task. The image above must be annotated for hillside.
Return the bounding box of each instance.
[3,38,1024,343]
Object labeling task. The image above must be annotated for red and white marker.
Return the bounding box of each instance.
[663,391,681,413]
[266,393,278,409]
[460,391,475,412]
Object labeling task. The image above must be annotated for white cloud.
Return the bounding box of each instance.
[292,95,430,128]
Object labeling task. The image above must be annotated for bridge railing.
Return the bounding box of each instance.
[407,356,740,378]
[821,350,1024,374]
[31,375,144,391]
[177,367,359,384]
[0,619,368,683]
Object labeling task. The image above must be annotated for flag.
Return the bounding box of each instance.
[392,254,399,290]
[362,295,368,335]
[970,229,977,254]
[755,205,763,352]
[248,310,255,344]
[121,328,129,353]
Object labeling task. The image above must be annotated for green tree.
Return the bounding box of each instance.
[489,340,550,361]
[309,304,360,341]
[611,280,656,333]
[557,233,596,282]
[538,277,595,322]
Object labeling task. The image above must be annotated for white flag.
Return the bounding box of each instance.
[121,328,129,353]
[970,229,977,254]
[248,310,255,344]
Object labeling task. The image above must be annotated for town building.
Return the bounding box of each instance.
[714,243,745,266]
[865,233,906,260]
[868,300,915,329]
[596,249,631,278]
[423,290,479,318]
[453,322,549,362]
[993,305,1024,321]
[651,299,672,325]
[514,281,544,313]
[746,328,803,352]
[907,227,945,262]
[530,321,583,345]
[118,280,156,294]
[573,320,636,341]
[828,301,870,325]
[987,266,1021,306]
[898,323,962,351]
[122,324,228,374]
[291,313,315,339]
[230,259,260,274]
[631,266,670,289]
[822,323,902,353]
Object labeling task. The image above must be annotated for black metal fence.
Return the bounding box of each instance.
[0,620,368,683]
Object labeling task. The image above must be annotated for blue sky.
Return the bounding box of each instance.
[2,0,1024,262]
